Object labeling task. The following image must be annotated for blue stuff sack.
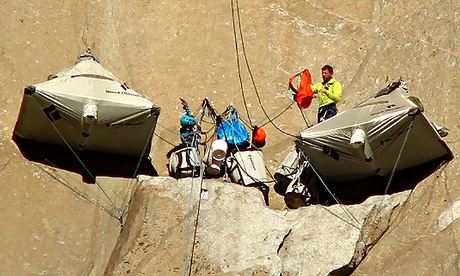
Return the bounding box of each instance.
[180,114,197,128]
[217,109,250,149]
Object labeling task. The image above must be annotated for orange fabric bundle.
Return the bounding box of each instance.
[252,126,267,148]
[288,68,314,109]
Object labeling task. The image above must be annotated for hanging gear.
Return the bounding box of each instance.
[180,126,201,147]
[217,107,250,149]
[180,114,197,128]
[288,68,314,109]
[169,146,202,178]
[226,150,270,205]
[251,126,266,148]
[178,98,201,147]
[169,98,205,179]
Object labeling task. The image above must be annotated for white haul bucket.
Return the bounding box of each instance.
[211,139,227,161]
[205,140,228,176]
[206,153,223,176]
[206,162,222,175]
[227,150,268,186]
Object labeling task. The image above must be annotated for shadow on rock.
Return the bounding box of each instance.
[276,155,452,209]
[315,157,450,206]
[13,135,158,184]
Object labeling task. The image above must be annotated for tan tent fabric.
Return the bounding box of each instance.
[14,54,160,157]
[295,86,452,182]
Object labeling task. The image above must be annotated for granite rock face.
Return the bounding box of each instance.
[105,177,409,275]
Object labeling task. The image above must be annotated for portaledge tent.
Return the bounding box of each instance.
[295,84,453,183]
[14,52,160,157]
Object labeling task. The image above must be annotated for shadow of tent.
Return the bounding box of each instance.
[314,156,451,206]
[13,135,158,184]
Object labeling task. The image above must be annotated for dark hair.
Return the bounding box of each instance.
[322,64,334,74]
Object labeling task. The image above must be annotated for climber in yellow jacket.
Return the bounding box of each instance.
[311,65,342,123]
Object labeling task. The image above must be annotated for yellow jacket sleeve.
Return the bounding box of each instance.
[311,82,323,94]
[328,80,342,103]
[310,79,342,107]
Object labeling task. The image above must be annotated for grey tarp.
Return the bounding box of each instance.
[14,54,160,157]
[295,86,452,182]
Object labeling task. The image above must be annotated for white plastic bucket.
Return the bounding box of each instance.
[211,139,228,161]
[205,148,222,176]
[206,162,221,176]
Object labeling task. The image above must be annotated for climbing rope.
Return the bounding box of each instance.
[382,118,415,197]
[230,0,252,126]
[310,164,361,229]
[298,105,312,128]
[299,151,361,229]
[120,117,159,220]
[230,0,300,138]
[186,176,205,276]
[153,131,176,146]
[182,133,205,276]
[258,100,294,128]
[30,96,122,222]
[384,159,451,237]
[38,160,121,220]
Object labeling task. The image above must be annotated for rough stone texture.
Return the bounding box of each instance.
[105,177,290,275]
[0,169,126,275]
[104,177,193,275]
[105,177,409,275]
[279,194,408,275]
[0,0,459,275]
[192,180,288,275]
[330,197,399,275]
[438,199,460,232]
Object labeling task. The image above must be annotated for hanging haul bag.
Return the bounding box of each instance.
[169,147,203,178]
[217,109,250,149]
[251,126,267,148]
[226,150,270,205]
[284,163,317,209]
[226,150,269,186]
[274,147,302,186]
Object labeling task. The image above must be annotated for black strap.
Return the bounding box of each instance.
[176,149,184,174]
[176,148,200,175]
[185,148,193,168]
